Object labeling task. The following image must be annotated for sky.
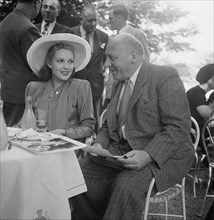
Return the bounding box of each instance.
[176,0,213,53]
[154,0,214,90]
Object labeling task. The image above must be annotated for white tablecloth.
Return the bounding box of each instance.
[0,146,87,220]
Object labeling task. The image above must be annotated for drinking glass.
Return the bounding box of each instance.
[35,110,47,132]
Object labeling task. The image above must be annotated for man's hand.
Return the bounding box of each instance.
[117,150,152,170]
[92,142,103,149]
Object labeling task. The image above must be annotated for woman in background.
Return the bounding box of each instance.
[25,33,95,141]
[186,64,214,150]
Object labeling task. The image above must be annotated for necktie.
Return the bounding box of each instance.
[42,23,49,36]
[117,79,131,138]
[84,34,93,53]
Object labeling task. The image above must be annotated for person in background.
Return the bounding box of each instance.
[71,33,194,220]
[71,3,108,133]
[108,4,150,62]
[25,33,95,141]
[208,90,214,116]
[0,0,41,126]
[35,0,73,35]
[186,64,214,149]
[104,4,150,108]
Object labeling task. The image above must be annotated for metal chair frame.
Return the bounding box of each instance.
[189,116,201,198]
[197,118,214,217]
[143,177,186,220]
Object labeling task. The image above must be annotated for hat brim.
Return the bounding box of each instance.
[27,33,91,75]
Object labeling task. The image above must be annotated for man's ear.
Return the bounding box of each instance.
[56,8,60,17]
[130,50,137,64]
[33,0,38,9]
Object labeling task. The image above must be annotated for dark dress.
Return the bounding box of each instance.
[186,85,207,131]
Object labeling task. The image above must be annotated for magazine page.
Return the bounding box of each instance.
[10,129,86,154]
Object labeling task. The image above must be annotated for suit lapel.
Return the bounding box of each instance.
[76,26,81,36]
[92,30,100,56]
[36,23,42,32]
[51,23,58,34]
[129,62,149,110]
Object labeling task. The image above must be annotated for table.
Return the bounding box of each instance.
[0,144,87,220]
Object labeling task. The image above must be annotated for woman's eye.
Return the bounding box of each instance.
[57,59,63,63]
[68,60,74,64]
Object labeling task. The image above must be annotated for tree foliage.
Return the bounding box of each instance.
[0,0,199,57]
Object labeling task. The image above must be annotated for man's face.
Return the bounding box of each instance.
[41,0,60,23]
[108,10,119,31]
[104,41,132,81]
[208,75,214,89]
[81,9,97,34]
[32,0,42,19]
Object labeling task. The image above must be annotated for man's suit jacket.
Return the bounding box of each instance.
[0,8,41,104]
[70,26,108,101]
[95,62,195,192]
[122,25,150,62]
[35,22,73,34]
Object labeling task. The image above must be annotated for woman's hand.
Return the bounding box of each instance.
[50,129,66,136]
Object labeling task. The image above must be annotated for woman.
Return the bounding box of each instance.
[187,63,214,150]
[187,64,214,129]
[25,33,96,141]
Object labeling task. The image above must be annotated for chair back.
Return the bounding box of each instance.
[191,116,200,151]
[197,118,214,217]
[201,118,214,164]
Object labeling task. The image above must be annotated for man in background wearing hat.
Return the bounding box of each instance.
[0,0,42,126]
[35,0,73,36]
[186,63,214,149]
[108,4,150,62]
[71,4,108,133]
[103,4,150,109]
[187,63,214,131]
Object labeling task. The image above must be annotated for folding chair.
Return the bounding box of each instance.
[143,176,186,220]
[197,118,214,217]
[188,116,201,198]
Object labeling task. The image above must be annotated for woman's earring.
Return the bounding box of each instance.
[48,65,52,69]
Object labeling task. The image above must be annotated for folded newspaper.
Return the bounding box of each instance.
[82,145,123,158]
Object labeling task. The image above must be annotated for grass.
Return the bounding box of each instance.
[143,170,214,220]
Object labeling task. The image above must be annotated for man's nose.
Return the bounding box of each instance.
[91,20,96,26]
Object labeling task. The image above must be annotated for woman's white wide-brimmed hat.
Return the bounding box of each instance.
[27,33,91,75]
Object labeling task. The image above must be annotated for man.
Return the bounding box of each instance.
[0,0,42,126]
[35,0,73,35]
[71,4,108,133]
[71,33,195,220]
[104,4,150,107]
[109,4,150,62]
